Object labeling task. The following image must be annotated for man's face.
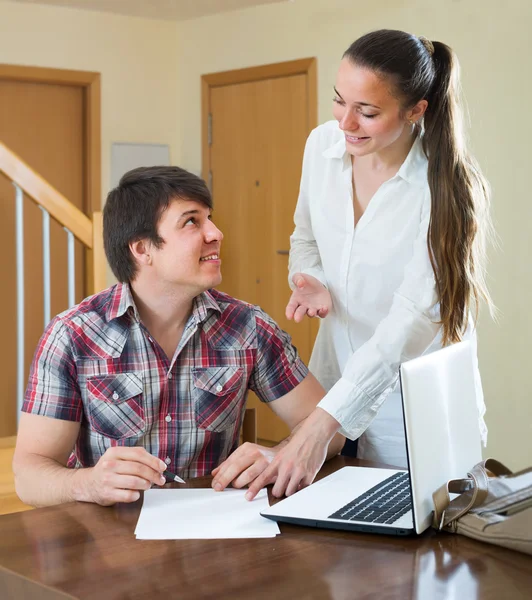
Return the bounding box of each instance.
[147,198,223,294]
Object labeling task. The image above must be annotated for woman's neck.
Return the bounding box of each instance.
[355,129,417,174]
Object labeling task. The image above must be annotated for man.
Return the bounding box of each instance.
[13,166,343,507]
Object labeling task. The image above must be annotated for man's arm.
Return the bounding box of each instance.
[13,412,168,507]
[211,373,344,492]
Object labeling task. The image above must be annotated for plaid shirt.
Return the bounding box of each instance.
[23,283,308,477]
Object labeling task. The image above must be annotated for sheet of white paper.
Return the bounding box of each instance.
[134,488,280,539]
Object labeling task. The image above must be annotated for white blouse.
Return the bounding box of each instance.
[289,120,487,444]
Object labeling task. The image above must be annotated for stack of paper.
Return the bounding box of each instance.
[134,488,280,539]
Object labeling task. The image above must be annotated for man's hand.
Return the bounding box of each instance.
[285,273,332,323]
[79,447,167,506]
[211,442,280,492]
[243,409,340,501]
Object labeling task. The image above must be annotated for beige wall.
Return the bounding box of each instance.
[177,0,532,468]
[0,0,181,206]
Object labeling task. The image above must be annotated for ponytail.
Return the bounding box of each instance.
[423,41,494,344]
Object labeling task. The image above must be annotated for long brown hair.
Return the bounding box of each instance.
[344,29,494,345]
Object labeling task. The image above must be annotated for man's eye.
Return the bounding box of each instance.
[185,217,196,226]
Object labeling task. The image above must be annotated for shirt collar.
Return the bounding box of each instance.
[394,135,428,188]
[192,290,222,323]
[322,134,347,160]
[106,283,138,322]
[106,284,221,324]
[322,127,428,187]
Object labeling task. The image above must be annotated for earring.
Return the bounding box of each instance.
[408,119,414,126]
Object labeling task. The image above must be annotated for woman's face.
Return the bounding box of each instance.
[332,58,420,158]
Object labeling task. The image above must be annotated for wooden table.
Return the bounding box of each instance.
[0,456,531,599]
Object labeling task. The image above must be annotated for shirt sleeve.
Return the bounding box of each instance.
[248,308,309,402]
[23,316,83,422]
[317,197,441,439]
[288,130,328,289]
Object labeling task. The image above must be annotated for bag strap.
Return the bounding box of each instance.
[432,459,505,530]
[483,458,512,477]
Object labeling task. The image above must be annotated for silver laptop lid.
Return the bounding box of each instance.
[400,340,483,533]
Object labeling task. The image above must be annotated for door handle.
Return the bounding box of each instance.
[276,250,289,255]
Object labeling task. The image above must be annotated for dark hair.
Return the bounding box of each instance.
[344,29,494,345]
[103,165,212,283]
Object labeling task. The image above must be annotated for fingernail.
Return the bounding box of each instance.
[214,483,222,491]
[160,475,166,484]
[159,461,167,470]
[245,491,252,501]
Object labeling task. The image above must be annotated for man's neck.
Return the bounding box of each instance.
[129,277,197,344]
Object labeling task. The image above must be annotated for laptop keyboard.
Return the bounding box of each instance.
[328,472,411,525]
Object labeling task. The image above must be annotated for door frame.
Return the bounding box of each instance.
[201,57,320,365]
[201,58,317,183]
[0,64,101,214]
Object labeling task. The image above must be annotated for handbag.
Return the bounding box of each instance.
[432,458,532,555]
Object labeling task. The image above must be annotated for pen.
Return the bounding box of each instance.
[163,470,186,484]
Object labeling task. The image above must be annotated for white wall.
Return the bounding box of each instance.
[0,0,181,204]
[176,0,532,468]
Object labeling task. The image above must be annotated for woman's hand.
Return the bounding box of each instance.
[285,273,332,322]
[242,408,340,500]
[211,443,278,492]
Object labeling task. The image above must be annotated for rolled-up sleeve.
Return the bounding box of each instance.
[249,308,309,402]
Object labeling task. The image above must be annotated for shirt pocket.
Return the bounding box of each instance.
[193,366,244,433]
[86,373,145,440]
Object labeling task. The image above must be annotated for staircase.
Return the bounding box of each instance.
[0,141,107,513]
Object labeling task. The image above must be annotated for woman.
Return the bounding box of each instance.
[242,29,494,500]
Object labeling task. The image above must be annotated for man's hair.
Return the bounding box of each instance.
[103,165,213,283]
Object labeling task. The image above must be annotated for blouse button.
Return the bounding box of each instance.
[165,457,171,465]
[112,392,119,400]
[165,415,172,423]
[215,384,223,392]
[168,373,173,380]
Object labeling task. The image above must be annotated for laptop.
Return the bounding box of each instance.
[261,341,483,536]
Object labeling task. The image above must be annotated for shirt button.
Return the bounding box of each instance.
[165,457,171,465]
[112,392,119,400]
[168,373,173,380]
[165,415,172,422]
[215,384,223,392]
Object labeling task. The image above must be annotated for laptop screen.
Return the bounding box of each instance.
[399,341,483,534]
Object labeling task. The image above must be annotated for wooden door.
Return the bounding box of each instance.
[205,60,317,442]
[0,73,96,437]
